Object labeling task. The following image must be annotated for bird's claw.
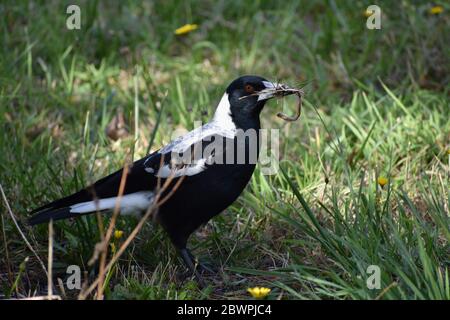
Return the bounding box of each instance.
[194,260,217,275]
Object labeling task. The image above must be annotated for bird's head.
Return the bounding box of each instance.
[215,75,296,130]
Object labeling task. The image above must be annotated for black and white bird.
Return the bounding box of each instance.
[29,75,296,281]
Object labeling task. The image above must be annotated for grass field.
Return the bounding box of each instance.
[0,1,449,300]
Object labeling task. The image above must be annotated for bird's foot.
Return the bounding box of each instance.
[187,250,218,275]
[194,260,217,275]
[180,248,218,287]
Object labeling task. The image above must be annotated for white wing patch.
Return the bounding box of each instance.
[157,93,236,155]
[143,93,236,178]
[70,191,154,215]
[155,157,211,178]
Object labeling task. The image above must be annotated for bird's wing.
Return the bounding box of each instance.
[159,122,235,154]
[145,134,233,179]
[29,126,234,224]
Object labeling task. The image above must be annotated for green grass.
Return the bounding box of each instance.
[0,1,449,299]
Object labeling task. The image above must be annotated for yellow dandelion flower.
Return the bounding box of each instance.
[377,176,388,187]
[174,24,198,35]
[114,230,124,240]
[429,6,444,15]
[247,287,271,299]
[447,148,450,155]
[364,10,373,18]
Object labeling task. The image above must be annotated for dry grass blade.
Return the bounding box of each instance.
[17,295,61,300]
[0,182,48,276]
[0,211,13,286]
[47,219,54,299]
[96,164,130,300]
[156,174,186,207]
[375,281,398,300]
[78,166,185,300]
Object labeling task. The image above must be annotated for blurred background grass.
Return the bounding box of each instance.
[0,0,449,299]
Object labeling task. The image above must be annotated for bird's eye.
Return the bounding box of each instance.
[244,84,255,94]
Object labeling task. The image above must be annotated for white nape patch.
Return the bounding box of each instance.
[69,191,154,215]
[212,93,235,132]
[156,158,209,178]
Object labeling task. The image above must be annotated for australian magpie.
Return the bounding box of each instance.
[28,75,296,282]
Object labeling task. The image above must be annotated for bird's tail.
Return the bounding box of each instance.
[27,207,81,225]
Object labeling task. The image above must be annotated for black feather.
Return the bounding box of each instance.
[28,207,77,225]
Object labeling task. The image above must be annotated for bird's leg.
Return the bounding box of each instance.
[179,248,206,287]
[186,249,217,274]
